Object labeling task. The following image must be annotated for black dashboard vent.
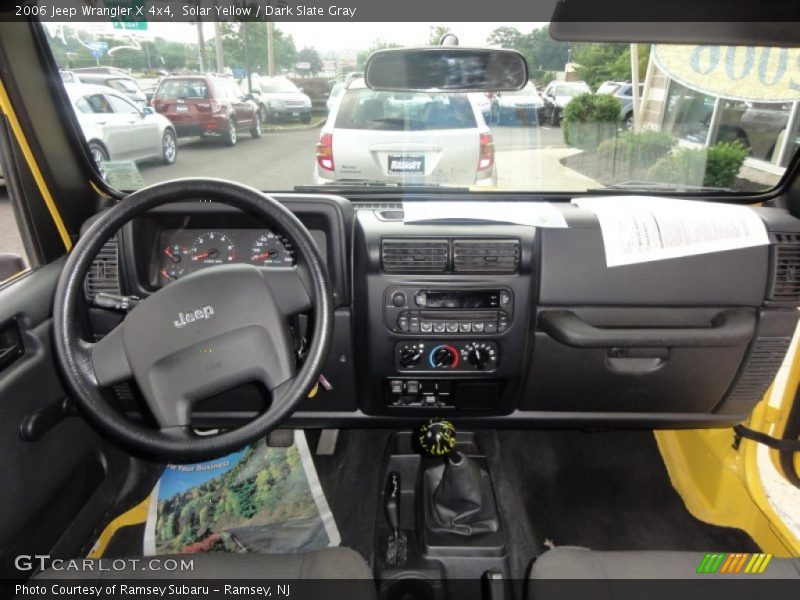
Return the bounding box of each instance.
[85,237,120,301]
[453,239,520,273]
[381,239,448,272]
[769,233,800,301]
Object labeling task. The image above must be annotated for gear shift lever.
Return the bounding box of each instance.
[418,418,499,536]
[384,471,401,543]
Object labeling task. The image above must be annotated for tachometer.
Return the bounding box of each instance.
[250,232,295,266]
[189,232,237,266]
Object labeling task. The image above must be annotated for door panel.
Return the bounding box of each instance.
[0,260,129,578]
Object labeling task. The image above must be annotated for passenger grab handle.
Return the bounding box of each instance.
[538,310,755,348]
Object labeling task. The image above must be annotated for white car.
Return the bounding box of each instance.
[496,82,544,125]
[315,79,496,186]
[326,81,345,113]
[64,83,178,170]
[541,80,591,125]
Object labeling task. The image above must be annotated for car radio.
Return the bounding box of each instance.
[384,287,513,334]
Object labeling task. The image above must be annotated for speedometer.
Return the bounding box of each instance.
[189,232,237,266]
[250,232,295,266]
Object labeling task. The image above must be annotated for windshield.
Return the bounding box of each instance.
[43,21,800,194]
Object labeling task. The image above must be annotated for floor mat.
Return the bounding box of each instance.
[143,431,339,555]
[486,430,758,562]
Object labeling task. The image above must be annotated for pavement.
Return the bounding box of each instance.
[0,122,598,266]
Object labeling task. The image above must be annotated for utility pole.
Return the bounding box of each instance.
[213,20,224,73]
[630,43,640,132]
[244,22,252,93]
[196,20,207,72]
[266,21,275,76]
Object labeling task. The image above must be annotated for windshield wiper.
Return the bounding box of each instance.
[588,181,733,194]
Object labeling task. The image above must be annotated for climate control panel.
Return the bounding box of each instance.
[395,341,499,372]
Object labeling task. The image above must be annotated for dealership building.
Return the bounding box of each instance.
[639,45,800,186]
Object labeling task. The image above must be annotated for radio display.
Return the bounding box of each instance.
[423,290,500,309]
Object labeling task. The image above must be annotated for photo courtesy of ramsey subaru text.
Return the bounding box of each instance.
[0,1,799,599]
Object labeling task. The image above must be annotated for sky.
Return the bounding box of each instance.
[48,21,545,56]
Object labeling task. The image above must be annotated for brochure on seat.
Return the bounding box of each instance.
[143,431,340,555]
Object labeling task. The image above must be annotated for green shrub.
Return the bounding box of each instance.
[646,141,748,189]
[597,130,677,181]
[563,93,621,151]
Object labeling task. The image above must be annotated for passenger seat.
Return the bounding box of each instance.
[528,546,800,580]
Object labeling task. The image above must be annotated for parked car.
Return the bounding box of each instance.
[541,80,591,125]
[71,69,147,109]
[64,82,177,171]
[152,73,261,146]
[315,78,495,186]
[496,82,543,126]
[247,76,312,123]
[597,81,643,129]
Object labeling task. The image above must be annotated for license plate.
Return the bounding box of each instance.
[388,155,425,175]
[292,112,300,117]
[176,105,188,112]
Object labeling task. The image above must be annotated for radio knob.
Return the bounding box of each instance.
[391,291,407,307]
[400,347,423,368]
[430,345,459,369]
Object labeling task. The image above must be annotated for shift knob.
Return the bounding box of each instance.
[417,418,457,456]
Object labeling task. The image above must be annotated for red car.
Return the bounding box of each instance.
[152,73,261,146]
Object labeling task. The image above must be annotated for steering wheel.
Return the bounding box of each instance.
[53,179,333,461]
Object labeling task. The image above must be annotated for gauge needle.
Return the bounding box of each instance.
[193,249,217,261]
[251,252,276,261]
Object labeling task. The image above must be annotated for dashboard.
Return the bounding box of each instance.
[85,193,800,429]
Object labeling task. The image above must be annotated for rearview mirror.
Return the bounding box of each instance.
[365,47,528,93]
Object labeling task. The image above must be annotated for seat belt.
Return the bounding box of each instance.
[733,424,800,452]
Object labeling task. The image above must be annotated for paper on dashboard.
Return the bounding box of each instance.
[402,201,568,228]
[573,196,769,267]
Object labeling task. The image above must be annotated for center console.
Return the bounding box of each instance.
[353,209,537,418]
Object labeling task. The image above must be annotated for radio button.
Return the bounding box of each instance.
[434,322,446,333]
[421,321,433,333]
[472,322,485,332]
[499,291,511,305]
[459,322,472,333]
[415,292,427,307]
[484,322,498,333]
[446,322,459,333]
[397,315,410,331]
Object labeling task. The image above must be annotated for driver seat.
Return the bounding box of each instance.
[35,548,374,593]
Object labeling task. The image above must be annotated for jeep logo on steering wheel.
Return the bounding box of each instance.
[173,305,215,329]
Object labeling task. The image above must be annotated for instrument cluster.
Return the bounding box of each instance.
[157,228,296,284]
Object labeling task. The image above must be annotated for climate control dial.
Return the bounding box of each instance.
[429,345,460,369]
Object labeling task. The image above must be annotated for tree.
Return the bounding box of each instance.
[572,43,650,90]
[486,26,572,81]
[356,40,401,70]
[297,47,322,76]
[428,25,452,46]
[487,26,524,50]
[219,22,297,75]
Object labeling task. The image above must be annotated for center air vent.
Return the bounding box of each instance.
[85,237,120,301]
[769,233,800,302]
[381,239,448,272]
[453,239,520,273]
